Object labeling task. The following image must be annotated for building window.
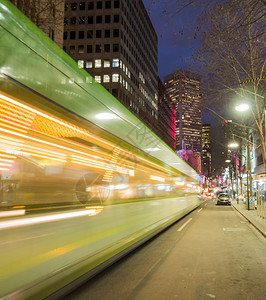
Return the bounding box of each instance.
[63,32,67,40]
[105,15,111,23]
[70,17,76,25]
[104,60,110,67]
[77,60,84,68]
[71,3,77,10]
[95,44,101,53]
[103,75,110,83]
[112,89,118,97]
[69,46,75,54]
[70,31,76,39]
[105,1,111,9]
[88,2,94,9]
[105,29,110,38]
[113,44,119,52]
[104,44,110,52]
[96,16,102,23]
[113,58,119,67]
[87,30,93,38]
[95,76,101,83]
[113,15,119,23]
[88,16,93,24]
[97,1,102,9]
[79,31,84,39]
[86,61,92,68]
[95,59,102,68]
[79,2,85,10]
[79,16,85,24]
[114,1,120,8]
[113,29,119,37]
[87,45,92,53]
[112,74,119,82]
[96,30,102,38]
[78,45,84,53]
[64,18,68,25]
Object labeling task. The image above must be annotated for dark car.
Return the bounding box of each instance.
[217,193,231,205]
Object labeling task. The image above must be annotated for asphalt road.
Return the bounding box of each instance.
[65,199,266,300]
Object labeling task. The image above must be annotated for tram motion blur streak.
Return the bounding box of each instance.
[0,1,201,299]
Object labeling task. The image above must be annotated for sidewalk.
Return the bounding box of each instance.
[231,200,266,238]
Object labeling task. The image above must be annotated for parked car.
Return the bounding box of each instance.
[216,193,231,205]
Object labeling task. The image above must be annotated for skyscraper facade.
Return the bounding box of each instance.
[157,77,176,151]
[202,124,212,177]
[63,0,158,131]
[164,70,202,172]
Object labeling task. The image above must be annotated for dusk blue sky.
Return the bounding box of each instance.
[143,1,200,80]
[142,1,225,169]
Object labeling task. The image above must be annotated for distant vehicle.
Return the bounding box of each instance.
[217,193,231,205]
[216,190,223,196]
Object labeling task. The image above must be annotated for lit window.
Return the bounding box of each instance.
[78,45,84,53]
[112,74,119,82]
[103,75,110,82]
[95,76,101,83]
[104,60,110,67]
[77,60,84,68]
[86,60,92,68]
[95,59,101,68]
[113,58,119,67]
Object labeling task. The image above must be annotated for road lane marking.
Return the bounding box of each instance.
[223,227,246,232]
[177,218,192,231]
[198,208,202,213]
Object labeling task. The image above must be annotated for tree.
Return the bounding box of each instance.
[9,0,64,48]
[194,0,266,170]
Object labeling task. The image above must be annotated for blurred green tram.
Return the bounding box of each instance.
[0,2,203,298]
[0,89,194,207]
[0,1,200,209]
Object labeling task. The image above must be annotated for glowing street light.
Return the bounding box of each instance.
[225,159,231,163]
[228,142,239,148]
[235,103,249,112]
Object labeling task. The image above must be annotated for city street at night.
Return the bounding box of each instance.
[66,199,266,300]
[0,1,265,298]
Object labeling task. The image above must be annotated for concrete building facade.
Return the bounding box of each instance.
[63,0,158,132]
[202,124,212,177]
[157,77,176,151]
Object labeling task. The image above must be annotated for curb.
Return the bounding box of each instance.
[232,203,266,238]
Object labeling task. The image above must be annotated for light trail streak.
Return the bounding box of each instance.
[150,175,165,182]
[0,94,178,177]
[0,207,104,230]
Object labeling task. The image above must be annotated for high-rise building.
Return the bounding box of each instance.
[202,124,212,177]
[157,77,176,151]
[164,69,202,172]
[9,0,64,48]
[63,0,158,132]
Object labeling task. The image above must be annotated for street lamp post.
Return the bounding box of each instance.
[228,140,251,210]
[234,103,253,210]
